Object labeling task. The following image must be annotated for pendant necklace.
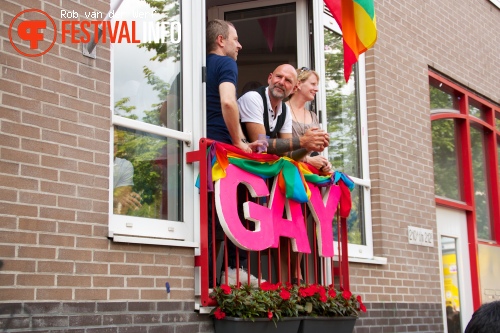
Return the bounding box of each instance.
[290,101,306,136]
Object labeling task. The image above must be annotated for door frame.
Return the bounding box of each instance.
[437,206,474,331]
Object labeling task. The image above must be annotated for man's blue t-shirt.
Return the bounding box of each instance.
[206,54,238,144]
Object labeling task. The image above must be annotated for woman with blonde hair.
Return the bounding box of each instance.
[279,67,332,285]
[287,67,332,172]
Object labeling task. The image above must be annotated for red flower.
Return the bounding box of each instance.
[267,311,273,319]
[260,281,279,291]
[214,307,226,320]
[319,294,327,302]
[357,295,362,302]
[279,289,291,300]
[328,289,336,298]
[342,290,352,300]
[360,303,367,312]
[220,284,231,295]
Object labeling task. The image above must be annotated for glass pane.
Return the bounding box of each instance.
[441,236,462,333]
[324,28,361,178]
[114,127,183,221]
[112,0,182,130]
[469,100,486,121]
[334,185,364,245]
[432,119,461,200]
[470,126,492,240]
[496,113,500,131]
[429,84,459,112]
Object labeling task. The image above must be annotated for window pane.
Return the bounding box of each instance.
[470,127,492,240]
[334,185,364,245]
[441,236,463,333]
[113,0,182,130]
[469,100,486,121]
[324,28,361,178]
[323,27,363,245]
[114,127,183,221]
[496,113,500,132]
[432,119,461,200]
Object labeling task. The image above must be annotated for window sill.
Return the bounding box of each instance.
[490,0,500,9]
[333,255,387,265]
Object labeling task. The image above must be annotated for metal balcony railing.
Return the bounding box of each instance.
[187,138,351,307]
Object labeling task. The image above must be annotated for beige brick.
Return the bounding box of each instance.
[0,273,15,287]
[75,262,108,275]
[126,253,154,264]
[109,288,139,300]
[38,261,74,274]
[19,191,57,206]
[41,156,78,172]
[93,251,124,263]
[18,246,56,259]
[109,264,140,276]
[127,277,155,288]
[0,288,35,301]
[58,248,93,262]
[42,104,78,122]
[19,218,56,232]
[93,276,125,288]
[39,234,75,247]
[1,259,36,272]
[40,207,76,221]
[57,275,91,287]
[74,288,107,300]
[17,274,55,286]
[36,288,73,301]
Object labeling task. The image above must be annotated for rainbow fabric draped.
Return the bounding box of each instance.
[200,142,354,205]
[324,0,377,82]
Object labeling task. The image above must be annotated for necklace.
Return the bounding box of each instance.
[289,101,306,135]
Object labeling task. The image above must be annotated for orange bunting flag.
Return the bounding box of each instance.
[324,0,377,82]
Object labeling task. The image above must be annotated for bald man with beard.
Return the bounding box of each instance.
[238,64,329,161]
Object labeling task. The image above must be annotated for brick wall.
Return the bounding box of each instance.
[2,0,500,331]
[356,0,500,309]
[1,0,197,321]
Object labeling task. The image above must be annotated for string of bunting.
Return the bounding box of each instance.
[197,142,355,217]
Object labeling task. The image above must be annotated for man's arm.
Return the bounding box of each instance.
[219,82,250,152]
[245,123,327,157]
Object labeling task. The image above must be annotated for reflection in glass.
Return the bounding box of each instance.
[431,119,461,200]
[334,185,364,245]
[114,127,183,221]
[470,127,491,240]
[496,114,500,132]
[113,0,182,130]
[323,28,363,245]
[469,104,486,120]
[324,29,360,178]
[441,236,462,333]
[429,84,457,111]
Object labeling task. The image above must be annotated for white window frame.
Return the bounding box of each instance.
[490,0,500,9]
[312,4,379,263]
[108,0,205,248]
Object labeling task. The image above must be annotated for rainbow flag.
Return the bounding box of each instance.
[200,142,354,204]
[324,0,377,82]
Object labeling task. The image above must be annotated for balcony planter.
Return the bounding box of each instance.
[214,317,302,333]
[298,316,357,333]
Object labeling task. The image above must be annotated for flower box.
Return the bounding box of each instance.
[214,316,302,333]
[298,316,357,333]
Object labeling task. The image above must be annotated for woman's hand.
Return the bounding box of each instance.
[305,155,332,173]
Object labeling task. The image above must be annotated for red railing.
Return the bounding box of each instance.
[187,138,350,307]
